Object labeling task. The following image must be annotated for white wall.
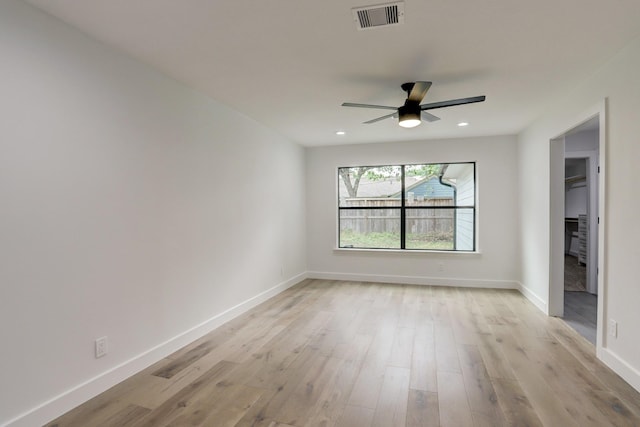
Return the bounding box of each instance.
[566,129,599,152]
[0,1,306,425]
[564,131,598,221]
[565,182,587,219]
[306,136,520,288]
[518,34,640,390]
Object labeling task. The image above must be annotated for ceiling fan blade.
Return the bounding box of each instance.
[421,111,440,122]
[407,81,432,103]
[364,112,397,124]
[342,102,397,110]
[421,95,486,111]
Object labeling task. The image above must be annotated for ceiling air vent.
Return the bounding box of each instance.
[352,2,405,30]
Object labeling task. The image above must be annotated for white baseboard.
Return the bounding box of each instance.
[513,282,639,394]
[306,270,519,289]
[598,347,640,393]
[3,272,307,427]
[516,282,548,313]
[515,282,640,394]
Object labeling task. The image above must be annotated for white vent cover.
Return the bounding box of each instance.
[352,2,405,30]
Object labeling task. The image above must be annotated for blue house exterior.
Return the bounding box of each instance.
[394,176,454,200]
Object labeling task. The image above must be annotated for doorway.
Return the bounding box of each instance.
[549,109,605,349]
[564,145,598,343]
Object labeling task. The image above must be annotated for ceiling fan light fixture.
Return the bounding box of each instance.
[341,81,485,128]
[398,104,421,128]
[399,117,421,128]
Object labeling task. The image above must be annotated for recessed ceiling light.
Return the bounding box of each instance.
[336,131,346,135]
[458,122,469,127]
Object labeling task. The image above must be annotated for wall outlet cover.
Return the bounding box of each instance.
[608,319,618,338]
[95,336,108,358]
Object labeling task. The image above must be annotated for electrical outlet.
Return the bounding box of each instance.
[95,336,108,358]
[608,320,618,338]
[438,262,444,272]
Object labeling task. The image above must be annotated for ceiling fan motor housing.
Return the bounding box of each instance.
[398,102,421,127]
[401,82,416,94]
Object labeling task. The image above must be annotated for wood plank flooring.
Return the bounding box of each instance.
[47,280,640,427]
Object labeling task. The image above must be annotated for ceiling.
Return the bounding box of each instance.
[24,0,640,146]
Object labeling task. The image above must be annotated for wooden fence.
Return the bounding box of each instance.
[339,198,454,235]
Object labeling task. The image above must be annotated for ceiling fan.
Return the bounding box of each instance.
[342,81,486,128]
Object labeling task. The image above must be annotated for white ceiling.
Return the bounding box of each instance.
[24,0,640,146]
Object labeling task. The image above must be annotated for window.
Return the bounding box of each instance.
[338,162,476,251]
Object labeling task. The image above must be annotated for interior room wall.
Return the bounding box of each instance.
[566,129,599,152]
[306,135,521,289]
[517,34,640,390]
[565,160,587,220]
[564,130,599,225]
[564,186,587,219]
[0,1,306,425]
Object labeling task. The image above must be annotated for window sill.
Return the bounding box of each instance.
[333,247,481,255]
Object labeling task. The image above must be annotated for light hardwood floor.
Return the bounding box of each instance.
[47,280,640,427]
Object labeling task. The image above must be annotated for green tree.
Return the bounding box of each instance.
[405,163,442,178]
[339,167,372,198]
[340,164,444,198]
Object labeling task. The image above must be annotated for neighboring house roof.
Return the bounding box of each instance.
[340,176,453,199]
[339,176,420,198]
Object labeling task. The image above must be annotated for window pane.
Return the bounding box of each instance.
[440,163,475,207]
[405,208,475,250]
[405,208,454,250]
[339,208,401,249]
[404,163,452,207]
[338,166,402,207]
[454,208,475,251]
